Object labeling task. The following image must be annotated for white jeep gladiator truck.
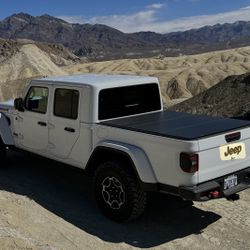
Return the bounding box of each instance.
[0,74,250,222]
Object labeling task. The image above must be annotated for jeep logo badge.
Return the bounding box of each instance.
[224,145,242,157]
[220,143,246,161]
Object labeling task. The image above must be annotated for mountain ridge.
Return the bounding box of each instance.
[1,13,250,59]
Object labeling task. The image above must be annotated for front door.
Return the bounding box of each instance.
[49,87,80,159]
[17,85,49,153]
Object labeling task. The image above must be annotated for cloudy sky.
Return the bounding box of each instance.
[2,0,250,33]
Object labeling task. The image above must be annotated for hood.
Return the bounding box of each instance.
[0,99,15,111]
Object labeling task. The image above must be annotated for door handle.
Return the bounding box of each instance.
[64,127,75,133]
[38,121,47,127]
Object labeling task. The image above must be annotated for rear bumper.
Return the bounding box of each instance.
[179,167,250,201]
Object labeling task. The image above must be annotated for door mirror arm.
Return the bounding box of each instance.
[14,98,25,112]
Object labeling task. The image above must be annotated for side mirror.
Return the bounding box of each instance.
[14,98,25,112]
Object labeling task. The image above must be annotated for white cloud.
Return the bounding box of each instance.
[59,4,159,32]
[146,3,165,9]
[59,5,250,34]
[241,6,250,10]
[59,15,85,24]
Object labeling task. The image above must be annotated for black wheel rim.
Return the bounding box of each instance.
[101,176,125,210]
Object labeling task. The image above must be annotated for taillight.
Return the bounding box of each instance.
[180,153,199,173]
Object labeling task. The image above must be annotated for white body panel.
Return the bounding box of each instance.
[198,127,250,183]
[92,125,199,186]
[18,110,49,152]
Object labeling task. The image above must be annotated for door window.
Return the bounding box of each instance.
[25,86,49,114]
[54,88,79,119]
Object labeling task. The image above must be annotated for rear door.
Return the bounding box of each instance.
[49,86,81,159]
[198,127,250,183]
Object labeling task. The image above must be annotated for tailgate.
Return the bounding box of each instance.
[198,126,250,183]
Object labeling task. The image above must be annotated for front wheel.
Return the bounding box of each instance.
[94,161,147,223]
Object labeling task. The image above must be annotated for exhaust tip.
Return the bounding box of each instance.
[226,193,240,201]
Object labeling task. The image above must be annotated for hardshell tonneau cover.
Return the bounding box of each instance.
[101,111,250,140]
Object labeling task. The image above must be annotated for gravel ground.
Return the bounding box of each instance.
[0,150,249,250]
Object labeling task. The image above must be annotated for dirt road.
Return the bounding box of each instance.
[0,151,249,250]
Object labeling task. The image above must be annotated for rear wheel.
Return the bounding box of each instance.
[94,161,147,223]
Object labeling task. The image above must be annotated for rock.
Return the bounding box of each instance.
[186,77,207,96]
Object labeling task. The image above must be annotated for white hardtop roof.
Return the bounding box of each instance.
[34,74,159,89]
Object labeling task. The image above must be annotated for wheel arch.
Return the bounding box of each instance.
[86,141,157,185]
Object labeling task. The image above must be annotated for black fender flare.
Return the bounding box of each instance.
[0,113,14,145]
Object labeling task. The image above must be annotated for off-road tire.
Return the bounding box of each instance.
[94,161,147,223]
[0,137,6,164]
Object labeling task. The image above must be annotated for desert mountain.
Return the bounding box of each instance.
[134,21,250,54]
[2,13,250,59]
[171,72,250,118]
[0,38,79,66]
[0,40,68,101]
[0,13,154,59]
[64,46,250,105]
[0,43,65,82]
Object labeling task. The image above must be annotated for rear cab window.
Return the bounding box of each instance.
[98,83,161,120]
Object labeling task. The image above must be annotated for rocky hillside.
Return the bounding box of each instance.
[0,38,79,66]
[171,72,250,118]
[2,13,250,60]
[64,46,250,104]
[0,40,70,101]
[1,40,250,105]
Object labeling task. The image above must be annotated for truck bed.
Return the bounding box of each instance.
[101,111,250,140]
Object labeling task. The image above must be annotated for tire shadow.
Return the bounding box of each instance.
[0,150,221,248]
